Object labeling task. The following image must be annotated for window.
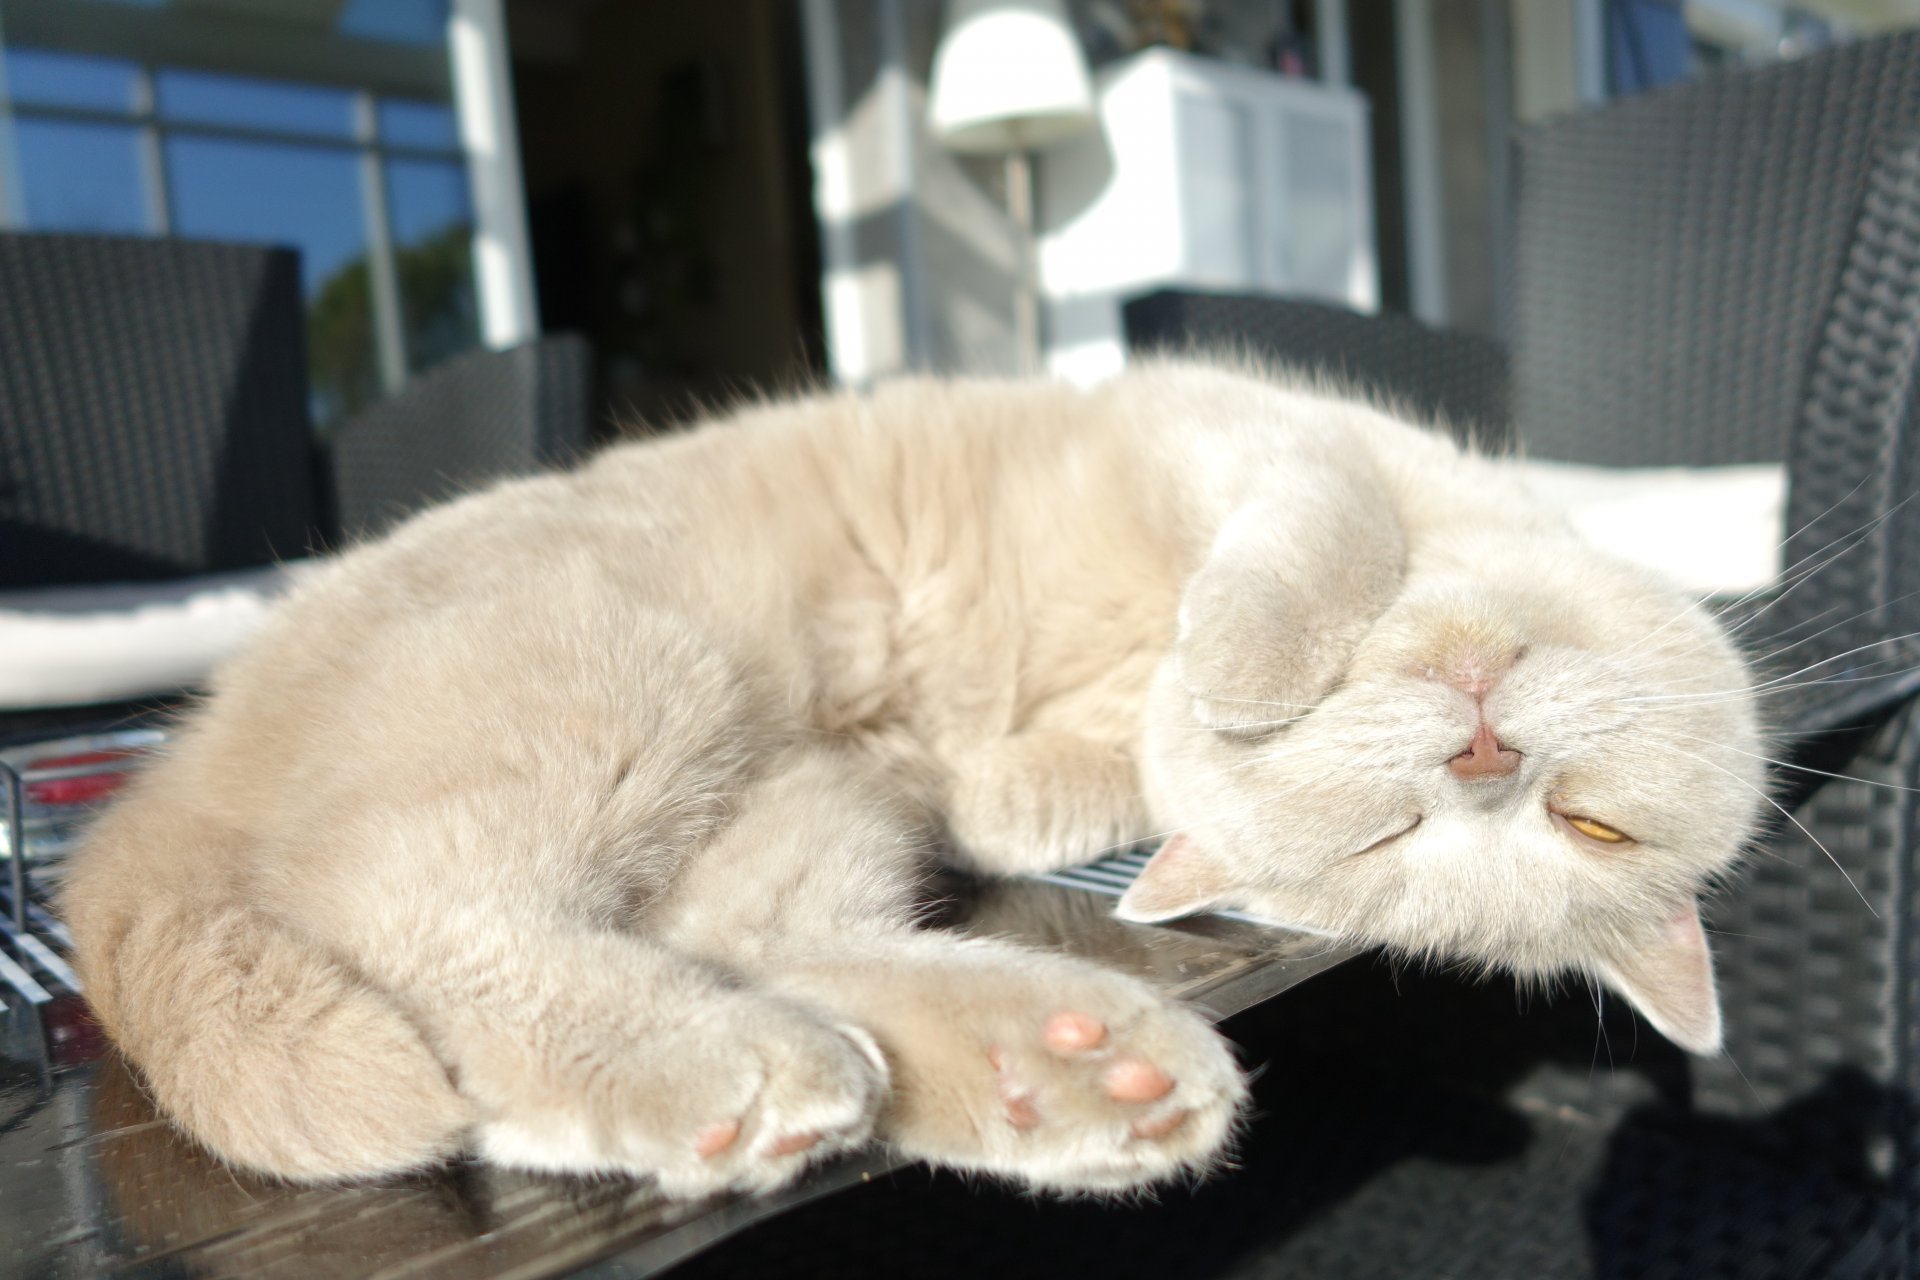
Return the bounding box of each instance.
[0,0,486,425]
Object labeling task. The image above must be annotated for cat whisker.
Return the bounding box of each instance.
[1615,518,1864,662]
[1188,694,1328,711]
[1607,572,1897,688]
[1698,492,1920,674]
[1162,715,1315,733]
[1622,664,1920,708]
[1776,468,1884,559]
[1718,1041,1764,1105]
[1614,489,1909,669]
[1737,481,1910,607]
[1082,830,1180,861]
[1659,728,1920,793]
[1675,748,1877,918]
[1619,631,1920,703]
[1733,586,1920,677]
[1711,515,1891,639]
[1723,468,1882,612]
[1587,977,1616,1082]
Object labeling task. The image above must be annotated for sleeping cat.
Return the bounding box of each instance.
[60,361,1762,1196]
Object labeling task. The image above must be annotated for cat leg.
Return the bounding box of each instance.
[649,752,1247,1193]
[359,910,889,1197]
[944,731,1149,875]
[1178,457,1406,733]
[278,766,891,1197]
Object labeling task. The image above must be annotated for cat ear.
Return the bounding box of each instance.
[1593,899,1722,1055]
[1116,833,1234,923]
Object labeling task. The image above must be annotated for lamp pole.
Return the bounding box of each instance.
[927,0,1095,379]
[1006,147,1039,374]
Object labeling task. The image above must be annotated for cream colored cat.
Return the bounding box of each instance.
[61,361,1762,1196]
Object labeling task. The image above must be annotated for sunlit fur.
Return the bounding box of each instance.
[61,360,1760,1193]
[1133,534,1763,974]
[1122,369,1762,1053]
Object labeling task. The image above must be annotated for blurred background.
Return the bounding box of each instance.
[5,0,1918,437]
[11,8,1920,1276]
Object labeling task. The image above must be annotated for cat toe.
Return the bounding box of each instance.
[1129,1107,1192,1140]
[1102,1057,1174,1101]
[763,1130,825,1157]
[682,1026,883,1192]
[1042,1010,1108,1053]
[694,1119,742,1157]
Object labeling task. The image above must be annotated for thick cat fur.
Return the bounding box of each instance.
[61,362,1762,1193]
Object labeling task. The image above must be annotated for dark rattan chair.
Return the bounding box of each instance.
[0,232,323,589]
[0,230,590,730]
[1129,33,1920,473]
[329,333,593,542]
[1125,288,1513,448]
[1510,34,1920,468]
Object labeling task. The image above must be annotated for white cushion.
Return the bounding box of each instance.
[0,464,1787,709]
[1510,460,1786,597]
[0,563,306,709]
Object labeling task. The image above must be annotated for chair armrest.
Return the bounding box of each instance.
[0,563,305,710]
[1122,289,1512,449]
[327,334,592,542]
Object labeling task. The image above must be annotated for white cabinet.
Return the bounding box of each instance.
[1037,48,1376,383]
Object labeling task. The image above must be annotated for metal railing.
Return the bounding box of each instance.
[0,726,165,1010]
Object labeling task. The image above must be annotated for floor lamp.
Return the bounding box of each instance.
[929,0,1097,374]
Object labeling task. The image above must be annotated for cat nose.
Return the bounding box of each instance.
[1448,723,1522,780]
[1423,646,1525,698]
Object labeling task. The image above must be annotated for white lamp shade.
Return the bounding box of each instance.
[929,0,1096,153]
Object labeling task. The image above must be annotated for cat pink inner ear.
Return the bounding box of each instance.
[1115,833,1232,923]
[1594,900,1722,1055]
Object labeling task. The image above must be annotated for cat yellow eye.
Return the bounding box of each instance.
[1562,814,1631,844]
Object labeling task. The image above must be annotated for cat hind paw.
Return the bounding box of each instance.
[473,1004,887,1198]
[875,965,1249,1193]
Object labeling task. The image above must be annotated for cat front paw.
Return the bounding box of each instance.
[471,994,887,1198]
[945,732,1149,876]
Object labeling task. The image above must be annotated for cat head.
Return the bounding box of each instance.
[1124,527,1765,1054]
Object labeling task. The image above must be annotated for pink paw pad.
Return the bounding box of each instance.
[1103,1058,1175,1103]
[1001,1088,1042,1130]
[1131,1109,1192,1140]
[766,1131,823,1157]
[987,1046,1043,1129]
[1043,1011,1107,1053]
[694,1120,741,1158]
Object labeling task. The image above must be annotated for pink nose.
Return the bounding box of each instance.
[1441,665,1507,698]
[1449,723,1521,780]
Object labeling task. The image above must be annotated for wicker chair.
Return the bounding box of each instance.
[0,230,590,728]
[0,230,594,589]
[0,233,322,590]
[1125,289,1514,449]
[329,333,592,542]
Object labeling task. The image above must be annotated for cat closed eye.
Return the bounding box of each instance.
[1556,812,1632,844]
